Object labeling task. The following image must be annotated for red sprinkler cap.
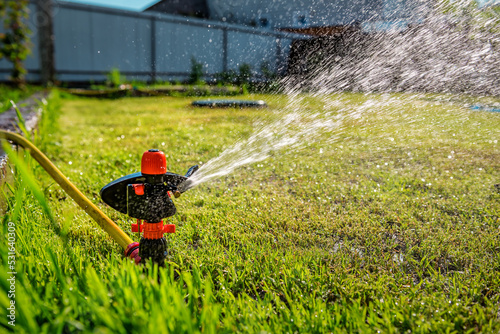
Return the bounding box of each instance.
[141,149,167,175]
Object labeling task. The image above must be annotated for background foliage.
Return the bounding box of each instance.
[0,0,31,85]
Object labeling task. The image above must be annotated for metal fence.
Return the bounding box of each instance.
[0,2,301,82]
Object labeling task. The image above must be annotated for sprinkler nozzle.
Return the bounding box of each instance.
[174,190,181,198]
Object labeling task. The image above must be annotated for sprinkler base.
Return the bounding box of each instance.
[139,237,168,265]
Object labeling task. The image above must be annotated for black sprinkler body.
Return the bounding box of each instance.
[100,149,198,264]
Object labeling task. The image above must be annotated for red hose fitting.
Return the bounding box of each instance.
[125,242,141,264]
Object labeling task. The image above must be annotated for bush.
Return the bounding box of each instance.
[189,57,204,85]
[215,70,237,85]
[237,63,252,85]
[106,68,126,88]
[260,61,277,81]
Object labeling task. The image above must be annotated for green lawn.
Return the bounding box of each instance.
[1,91,499,333]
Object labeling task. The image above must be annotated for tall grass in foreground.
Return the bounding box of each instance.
[0,92,499,333]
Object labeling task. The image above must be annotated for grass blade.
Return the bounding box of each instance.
[2,142,55,224]
[11,100,29,138]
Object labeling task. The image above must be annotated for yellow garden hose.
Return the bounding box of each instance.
[0,130,133,250]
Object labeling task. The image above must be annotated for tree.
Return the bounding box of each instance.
[0,0,32,86]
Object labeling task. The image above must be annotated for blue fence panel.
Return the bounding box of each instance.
[227,31,277,73]
[0,2,298,83]
[54,6,152,81]
[155,20,224,77]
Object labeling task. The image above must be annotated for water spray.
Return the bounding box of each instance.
[0,130,197,265]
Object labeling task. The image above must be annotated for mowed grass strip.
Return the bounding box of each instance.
[1,91,499,333]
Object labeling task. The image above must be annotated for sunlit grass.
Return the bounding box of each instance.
[0,91,499,332]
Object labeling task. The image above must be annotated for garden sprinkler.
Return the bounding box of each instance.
[0,130,197,266]
[100,149,198,265]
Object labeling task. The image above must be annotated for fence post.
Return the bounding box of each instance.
[36,0,56,86]
[275,37,281,75]
[222,27,228,73]
[150,16,156,83]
